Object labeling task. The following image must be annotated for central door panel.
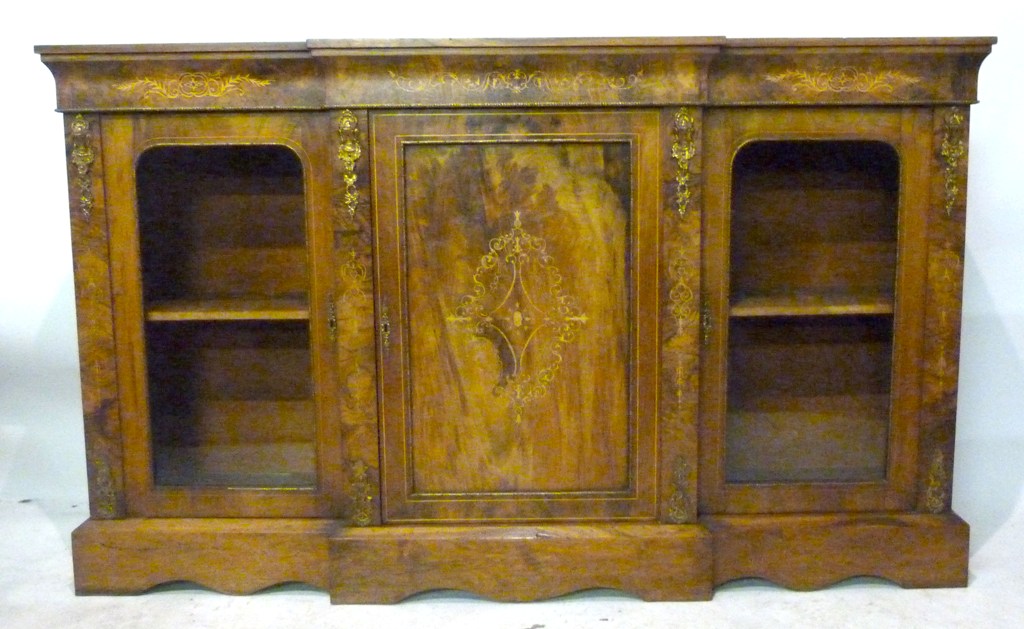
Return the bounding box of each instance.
[372,111,662,522]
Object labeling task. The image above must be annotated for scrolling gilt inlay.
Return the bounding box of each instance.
[69,114,95,219]
[766,67,922,96]
[339,251,369,299]
[941,108,967,218]
[669,251,699,399]
[114,71,272,102]
[668,252,699,339]
[388,68,647,96]
[446,211,589,423]
[671,108,697,218]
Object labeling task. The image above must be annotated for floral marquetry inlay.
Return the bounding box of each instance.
[114,71,272,102]
[388,68,648,96]
[766,67,922,96]
[446,211,589,423]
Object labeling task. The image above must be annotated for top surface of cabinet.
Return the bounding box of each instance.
[36,37,994,112]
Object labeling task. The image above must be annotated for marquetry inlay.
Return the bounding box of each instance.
[766,67,922,96]
[387,68,647,96]
[114,71,272,102]
[446,211,589,423]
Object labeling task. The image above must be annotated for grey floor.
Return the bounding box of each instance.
[3,368,1023,628]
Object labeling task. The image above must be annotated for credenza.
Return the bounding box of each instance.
[36,36,994,602]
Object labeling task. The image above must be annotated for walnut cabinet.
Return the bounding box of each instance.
[36,37,993,602]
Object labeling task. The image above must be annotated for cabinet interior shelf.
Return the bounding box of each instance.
[729,292,895,318]
[154,442,317,489]
[145,297,310,322]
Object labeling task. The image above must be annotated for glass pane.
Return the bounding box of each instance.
[137,145,308,307]
[136,145,315,489]
[726,316,892,483]
[730,141,899,308]
[726,141,899,483]
[146,321,316,488]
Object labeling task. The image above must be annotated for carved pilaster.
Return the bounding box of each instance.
[64,113,125,518]
[330,109,380,525]
[661,107,701,523]
[916,106,970,513]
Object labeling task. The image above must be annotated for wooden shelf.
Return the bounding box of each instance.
[730,292,894,318]
[725,393,891,483]
[153,442,316,488]
[145,297,310,322]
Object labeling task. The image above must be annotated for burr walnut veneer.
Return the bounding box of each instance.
[37,37,993,603]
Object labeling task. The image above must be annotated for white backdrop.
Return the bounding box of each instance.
[2,2,1022,626]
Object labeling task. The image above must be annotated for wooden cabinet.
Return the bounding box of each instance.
[36,36,993,602]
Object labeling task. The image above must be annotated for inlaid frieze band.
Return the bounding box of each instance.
[766,67,922,96]
[388,68,648,96]
[114,71,272,102]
